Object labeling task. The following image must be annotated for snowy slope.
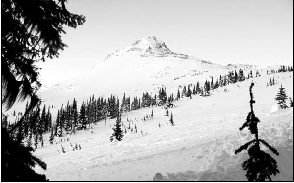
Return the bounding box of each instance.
[34,71,293,181]
[39,36,265,113]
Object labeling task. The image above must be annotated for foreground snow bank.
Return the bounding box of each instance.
[153,109,293,181]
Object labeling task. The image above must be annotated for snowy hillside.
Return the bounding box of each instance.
[39,36,265,113]
[33,71,293,181]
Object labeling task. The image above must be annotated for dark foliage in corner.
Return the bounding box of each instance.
[1,0,85,181]
[1,128,48,181]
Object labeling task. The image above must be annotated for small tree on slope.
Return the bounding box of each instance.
[110,112,124,142]
[235,83,279,181]
[275,84,288,109]
[169,112,174,126]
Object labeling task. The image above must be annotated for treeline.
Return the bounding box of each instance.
[177,68,258,99]
[267,65,293,75]
[3,65,293,146]
[53,89,170,137]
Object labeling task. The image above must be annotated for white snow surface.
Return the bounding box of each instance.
[33,72,293,181]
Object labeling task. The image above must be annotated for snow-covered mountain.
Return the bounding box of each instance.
[106,36,174,59]
[40,36,260,109]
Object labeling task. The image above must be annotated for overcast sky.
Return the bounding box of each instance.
[37,0,293,88]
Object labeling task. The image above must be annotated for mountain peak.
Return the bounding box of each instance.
[106,36,173,60]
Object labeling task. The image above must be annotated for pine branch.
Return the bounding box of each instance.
[259,139,279,156]
[235,139,255,154]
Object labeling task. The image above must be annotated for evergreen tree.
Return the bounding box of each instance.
[223,75,228,86]
[2,128,48,181]
[158,87,167,105]
[49,128,54,144]
[64,100,72,132]
[196,81,201,94]
[177,89,181,100]
[72,98,78,134]
[192,85,196,95]
[169,112,174,126]
[187,85,192,98]
[235,83,279,181]
[2,114,9,130]
[16,119,24,143]
[214,79,219,89]
[219,75,224,87]
[46,107,52,133]
[2,0,85,178]
[55,110,60,136]
[79,102,87,130]
[110,112,124,142]
[204,80,211,96]
[234,70,238,83]
[40,105,47,132]
[238,69,245,82]
[275,84,288,109]
[228,71,235,84]
[181,85,187,97]
[210,77,214,90]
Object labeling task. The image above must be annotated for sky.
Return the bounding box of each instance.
[37,0,293,88]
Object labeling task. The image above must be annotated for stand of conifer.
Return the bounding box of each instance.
[110,112,124,142]
[235,83,279,181]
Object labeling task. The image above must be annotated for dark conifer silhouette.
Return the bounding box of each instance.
[2,128,48,181]
[275,84,288,109]
[235,83,279,181]
[1,0,85,180]
[169,112,174,126]
[49,128,54,144]
[110,112,124,142]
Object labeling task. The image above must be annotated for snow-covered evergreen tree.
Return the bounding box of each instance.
[110,112,124,142]
[275,84,288,109]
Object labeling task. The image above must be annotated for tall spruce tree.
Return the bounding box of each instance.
[275,84,288,109]
[46,107,52,132]
[110,112,124,142]
[72,98,78,134]
[235,83,279,181]
[177,89,181,100]
[79,102,87,130]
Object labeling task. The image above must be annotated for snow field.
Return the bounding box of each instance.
[33,72,293,181]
